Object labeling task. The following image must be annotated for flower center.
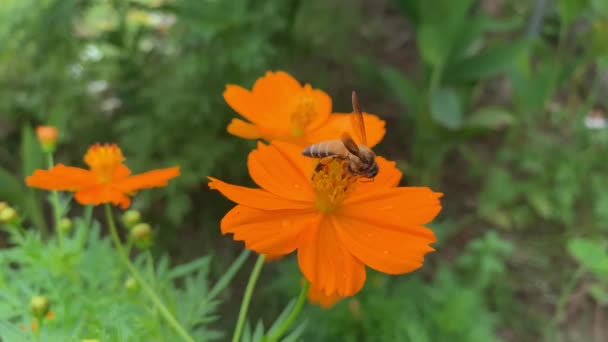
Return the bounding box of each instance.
[290,95,317,138]
[312,158,359,214]
[83,143,125,183]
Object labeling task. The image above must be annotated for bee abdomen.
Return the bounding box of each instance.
[302,141,341,158]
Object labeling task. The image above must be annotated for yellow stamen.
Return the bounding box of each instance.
[312,159,358,214]
[84,144,125,182]
[290,93,317,137]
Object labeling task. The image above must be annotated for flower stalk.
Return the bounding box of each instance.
[104,204,194,342]
[232,253,266,342]
[267,280,310,342]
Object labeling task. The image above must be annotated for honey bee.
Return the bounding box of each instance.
[302,91,378,178]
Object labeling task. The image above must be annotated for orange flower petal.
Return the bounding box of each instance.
[335,214,435,274]
[26,164,97,190]
[248,142,314,202]
[208,177,311,210]
[343,187,442,227]
[115,167,180,193]
[227,118,262,139]
[307,283,343,308]
[75,185,132,208]
[224,85,270,125]
[307,113,385,147]
[355,157,402,190]
[221,205,320,255]
[297,216,366,297]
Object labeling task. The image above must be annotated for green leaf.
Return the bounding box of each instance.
[377,65,419,112]
[465,107,515,129]
[567,238,608,276]
[167,256,211,279]
[445,40,529,82]
[558,0,588,25]
[589,283,608,305]
[0,166,24,205]
[0,321,34,341]
[417,24,448,68]
[20,125,44,176]
[591,0,608,16]
[430,88,462,129]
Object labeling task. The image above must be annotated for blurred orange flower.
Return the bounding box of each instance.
[36,126,59,151]
[209,142,442,299]
[26,143,179,209]
[223,71,385,146]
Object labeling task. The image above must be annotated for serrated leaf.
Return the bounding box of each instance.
[465,107,515,129]
[567,238,608,276]
[167,256,211,279]
[430,88,462,129]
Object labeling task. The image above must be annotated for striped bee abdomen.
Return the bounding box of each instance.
[302,140,347,158]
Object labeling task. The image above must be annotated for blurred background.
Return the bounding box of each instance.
[1,0,608,341]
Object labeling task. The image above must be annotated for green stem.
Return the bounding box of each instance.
[267,280,310,342]
[47,153,63,247]
[232,254,266,342]
[146,250,156,287]
[104,204,195,342]
[554,266,585,323]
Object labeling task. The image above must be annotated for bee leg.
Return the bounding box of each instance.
[313,157,335,174]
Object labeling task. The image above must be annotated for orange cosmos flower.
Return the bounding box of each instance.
[208,142,442,298]
[26,143,180,209]
[223,71,385,146]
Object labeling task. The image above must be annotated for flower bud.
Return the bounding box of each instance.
[0,206,18,224]
[30,296,50,318]
[122,209,142,228]
[124,277,139,293]
[130,223,152,249]
[58,218,73,233]
[0,201,8,212]
[36,126,58,153]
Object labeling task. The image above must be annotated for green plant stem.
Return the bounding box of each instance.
[104,204,194,342]
[47,153,63,247]
[267,280,310,342]
[232,253,266,342]
[554,266,585,323]
[146,250,156,287]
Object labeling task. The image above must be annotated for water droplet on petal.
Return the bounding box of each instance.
[383,250,390,255]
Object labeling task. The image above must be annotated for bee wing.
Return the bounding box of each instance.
[351,90,368,146]
[341,132,362,158]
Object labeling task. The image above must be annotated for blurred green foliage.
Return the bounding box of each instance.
[2,0,608,341]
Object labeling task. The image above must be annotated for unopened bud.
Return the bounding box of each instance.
[130,223,152,249]
[0,207,18,224]
[58,218,73,233]
[124,277,139,293]
[30,296,50,318]
[0,202,8,212]
[122,209,141,228]
[35,126,58,153]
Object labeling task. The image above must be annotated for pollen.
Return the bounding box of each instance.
[312,158,358,213]
[84,143,125,182]
[290,92,317,137]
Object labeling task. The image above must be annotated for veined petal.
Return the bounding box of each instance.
[250,71,302,130]
[307,113,385,147]
[114,167,180,193]
[208,177,311,210]
[227,118,262,139]
[297,216,366,297]
[221,205,319,256]
[26,164,97,190]
[74,185,131,209]
[335,214,436,275]
[355,157,402,190]
[307,283,343,308]
[248,142,314,201]
[343,187,442,227]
